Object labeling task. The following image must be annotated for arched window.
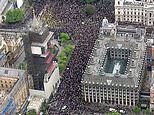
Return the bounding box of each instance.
[118,1,120,5]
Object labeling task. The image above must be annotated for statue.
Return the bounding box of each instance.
[102,17,108,27]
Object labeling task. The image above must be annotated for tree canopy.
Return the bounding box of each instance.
[60,32,70,43]
[26,109,37,115]
[104,112,121,115]
[132,106,141,114]
[5,8,24,24]
[58,44,74,73]
[85,5,95,16]
[63,44,74,56]
[144,108,151,115]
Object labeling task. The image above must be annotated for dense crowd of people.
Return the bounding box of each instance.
[42,0,115,114]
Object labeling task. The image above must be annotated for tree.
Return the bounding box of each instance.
[85,5,95,16]
[104,112,121,115]
[26,109,37,115]
[132,106,141,114]
[144,108,151,115]
[64,44,74,56]
[59,63,66,73]
[60,32,70,43]
[111,112,121,115]
[5,8,24,24]
[58,51,67,60]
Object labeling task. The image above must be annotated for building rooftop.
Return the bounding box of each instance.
[0,67,25,78]
[27,96,44,113]
[0,67,26,112]
[82,19,146,88]
[123,0,144,6]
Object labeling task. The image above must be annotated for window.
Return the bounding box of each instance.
[150,13,152,17]
[118,1,120,5]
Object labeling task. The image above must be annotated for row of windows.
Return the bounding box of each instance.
[118,11,144,16]
[124,15,144,19]
[87,96,137,101]
[123,18,143,22]
[85,97,137,106]
[85,87,135,92]
[110,51,129,54]
[110,54,129,58]
[117,13,154,19]
[0,80,12,84]
[86,92,137,97]
[122,8,143,12]
[1,84,12,88]
[0,89,9,92]
[85,90,138,96]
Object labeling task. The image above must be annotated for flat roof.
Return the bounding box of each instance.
[82,22,146,87]
[27,96,44,113]
[0,67,25,78]
[31,32,54,47]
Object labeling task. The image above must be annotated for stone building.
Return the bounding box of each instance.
[0,67,28,114]
[115,0,154,26]
[81,18,146,107]
[0,32,24,68]
[23,11,61,91]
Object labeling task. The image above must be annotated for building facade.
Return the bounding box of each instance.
[23,13,60,90]
[0,67,28,114]
[81,18,146,107]
[0,32,24,68]
[115,0,154,26]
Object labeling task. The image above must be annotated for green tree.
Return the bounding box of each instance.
[85,5,95,16]
[5,8,24,24]
[57,44,74,73]
[59,63,66,73]
[104,112,121,115]
[58,51,67,60]
[60,32,70,43]
[64,44,73,56]
[26,109,37,115]
[144,108,151,115]
[132,106,141,114]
